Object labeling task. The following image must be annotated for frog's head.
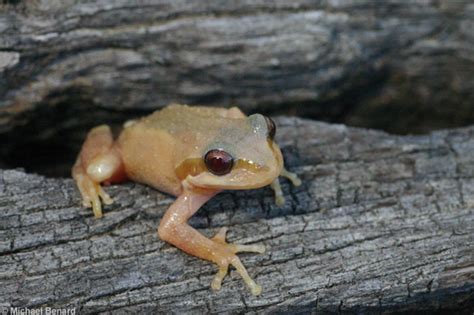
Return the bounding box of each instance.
[181,114,283,191]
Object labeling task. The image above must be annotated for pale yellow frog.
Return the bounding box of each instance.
[72,104,301,295]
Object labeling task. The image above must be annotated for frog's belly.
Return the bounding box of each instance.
[117,126,183,197]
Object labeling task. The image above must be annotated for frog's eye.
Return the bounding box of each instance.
[264,116,276,140]
[204,149,234,176]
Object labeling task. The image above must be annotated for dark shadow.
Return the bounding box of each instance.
[0,87,150,178]
[2,63,474,177]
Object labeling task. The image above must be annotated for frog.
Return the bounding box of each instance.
[72,104,301,295]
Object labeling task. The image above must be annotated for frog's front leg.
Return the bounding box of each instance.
[72,125,126,218]
[271,167,302,206]
[158,187,265,295]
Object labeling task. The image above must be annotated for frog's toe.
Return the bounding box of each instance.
[90,194,103,219]
[281,168,302,187]
[232,243,266,254]
[84,182,103,218]
[270,178,285,206]
[90,183,115,217]
[275,195,285,207]
[76,176,113,218]
[211,252,262,296]
[211,264,228,291]
[228,255,262,296]
[97,185,113,205]
[212,227,266,254]
[81,194,92,208]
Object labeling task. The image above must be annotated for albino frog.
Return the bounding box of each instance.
[72,104,301,295]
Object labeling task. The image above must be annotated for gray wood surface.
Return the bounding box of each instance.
[0,117,473,313]
[1,1,474,133]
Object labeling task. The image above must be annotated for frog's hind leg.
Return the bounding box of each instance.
[72,125,125,218]
[270,167,302,206]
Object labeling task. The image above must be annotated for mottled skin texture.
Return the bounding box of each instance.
[72,104,301,295]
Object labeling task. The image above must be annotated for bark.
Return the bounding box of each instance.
[1,1,474,134]
[0,117,473,314]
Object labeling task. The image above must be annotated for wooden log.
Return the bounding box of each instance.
[0,117,473,313]
[1,1,474,133]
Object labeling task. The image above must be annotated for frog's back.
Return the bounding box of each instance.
[140,104,241,135]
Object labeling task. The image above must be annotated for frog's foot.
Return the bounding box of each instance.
[281,168,302,187]
[210,227,265,295]
[72,153,119,219]
[270,167,302,206]
[74,171,113,218]
[72,125,126,218]
[270,179,285,206]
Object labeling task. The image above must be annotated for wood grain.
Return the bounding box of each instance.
[0,117,473,313]
[1,1,474,133]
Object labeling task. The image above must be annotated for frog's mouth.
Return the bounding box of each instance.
[186,146,283,190]
[187,167,278,190]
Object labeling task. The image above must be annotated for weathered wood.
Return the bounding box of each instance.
[0,117,473,313]
[1,1,474,133]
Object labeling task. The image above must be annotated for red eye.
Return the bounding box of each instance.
[204,149,234,175]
